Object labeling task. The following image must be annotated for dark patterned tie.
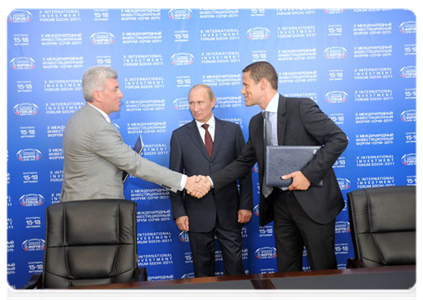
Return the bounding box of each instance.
[202,124,213,158]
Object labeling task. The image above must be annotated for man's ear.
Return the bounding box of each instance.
[259,78,268,90]
[92,90,101,102]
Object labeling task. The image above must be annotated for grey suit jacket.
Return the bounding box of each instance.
[61,104,183,202]
[169,118,253,232]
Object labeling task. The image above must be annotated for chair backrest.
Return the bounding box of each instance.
[347,186,416,267]
[42,199,137,288]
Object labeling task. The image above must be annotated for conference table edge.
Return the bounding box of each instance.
[67,265,415,290]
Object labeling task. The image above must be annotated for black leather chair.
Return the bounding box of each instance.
[347,186,416,268]
[20,199,146,288]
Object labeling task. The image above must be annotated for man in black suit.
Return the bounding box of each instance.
[170,84,253,277]
[210,62,348,272]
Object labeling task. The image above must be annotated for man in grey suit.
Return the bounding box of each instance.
[61,66,210,202]
[170,84,253,277]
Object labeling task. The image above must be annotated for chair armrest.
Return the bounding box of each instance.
[346,258,365,268]
[134,267,147,281]
[18,274,42,289]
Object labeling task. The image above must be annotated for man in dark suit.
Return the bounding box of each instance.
[170,84,253,277]
[210,62,348,272]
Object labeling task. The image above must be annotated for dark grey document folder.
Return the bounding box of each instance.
[265,146,322,187]
[122,135,144,182]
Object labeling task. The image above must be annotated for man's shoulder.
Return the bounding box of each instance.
[66,104,105,131]
[216,118,240,128]
[281,96,318,113]
[250,111,263,122]
[283,96,314,105]
[70,103,98,119]
[172,120,195,135]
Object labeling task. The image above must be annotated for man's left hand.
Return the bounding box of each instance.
[238,209,252,223]
[282,171,311,191]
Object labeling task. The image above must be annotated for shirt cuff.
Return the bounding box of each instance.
[207,176,214,188]
[180,174,188,191]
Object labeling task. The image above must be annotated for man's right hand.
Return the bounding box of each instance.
[175,216,189,231]
[185,175,211,198]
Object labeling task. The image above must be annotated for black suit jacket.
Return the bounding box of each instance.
[170,117,253,232]
[211,95,348,226]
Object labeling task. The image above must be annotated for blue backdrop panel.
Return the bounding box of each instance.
[7,8,416,288]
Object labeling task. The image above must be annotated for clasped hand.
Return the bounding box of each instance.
[184,175,212,198]
[281,171,310,191]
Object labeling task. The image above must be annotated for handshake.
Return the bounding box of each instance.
[184,175,212,198]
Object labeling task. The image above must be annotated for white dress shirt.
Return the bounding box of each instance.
[195,115,216,143]
[263,92,279,145]
[88,102,111,123]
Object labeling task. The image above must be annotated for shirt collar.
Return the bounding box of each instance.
[88,102,111,123]
[195,114,215,130]
[263,92,279,114]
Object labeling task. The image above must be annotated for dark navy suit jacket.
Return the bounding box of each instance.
[170,117,253,232]
[211,95,348,226]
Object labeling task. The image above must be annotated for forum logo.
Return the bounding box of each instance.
[400,66,416,78]
[22,239,45,251]
[90,32,115,45]
[401,154,416,166]
[247,27,270,40]
[399,21,416,34]
[325,91,348,103]
[324,46,347,59]
[19,194,45,207]
[335,221,351,234]
[171,53,194,66]
[169,9,192,20]
[179,231,189,242]
[400,110,416,122]
[14,103,39,116]
[253,204,260,217]
[255,247,277,259]
[337,178,351,190]
[173,97,189,110]
[10,57,35,70]
[16,149,42,162]
[8,10,32,23]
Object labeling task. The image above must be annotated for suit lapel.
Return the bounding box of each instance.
[211,118,225,161]
[252,113,264,168]
[277,95,287,145]
[257,113,264,148]
[186,120,211,160]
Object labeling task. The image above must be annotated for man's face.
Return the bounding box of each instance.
[97,78,123,115]
[241,71,262,107]
[189,87,215,123]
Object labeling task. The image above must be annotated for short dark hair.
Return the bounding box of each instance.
[242,61,278,90]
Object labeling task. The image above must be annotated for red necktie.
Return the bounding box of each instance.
[202,124,213,158]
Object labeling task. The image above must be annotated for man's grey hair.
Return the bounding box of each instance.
[82,66,118,102]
